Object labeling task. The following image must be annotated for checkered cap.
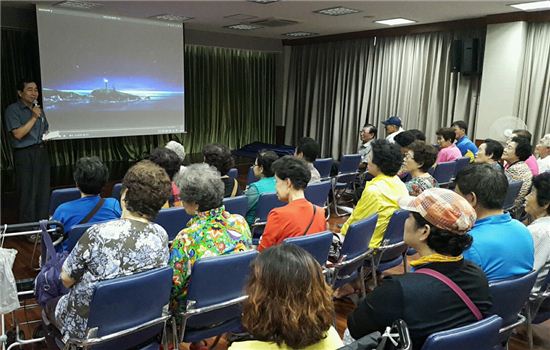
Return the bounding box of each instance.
[538,134,550,148]
[398,188,476,235]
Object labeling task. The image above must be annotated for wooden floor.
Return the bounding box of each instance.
[2,213,549,350]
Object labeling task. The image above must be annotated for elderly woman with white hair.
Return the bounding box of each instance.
[169,163,252,316]
[165,140,187,178]
[536,134,550,173]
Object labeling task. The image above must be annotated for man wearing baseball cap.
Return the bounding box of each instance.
[381,116,404,144]
[347,188,491,349]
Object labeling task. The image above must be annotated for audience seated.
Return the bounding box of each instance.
[258,156,326,252]
[404,142,439,196]
[535,134,550,173]
[474,138,504,172]
[451,120,478,161]
[203,143,242,198]
[346,188,491,350]
[230,244,343,349]
[502,136,534,214]
[340,139,408,248]
[169,163,252,314]
[358,124,377,169]
[46,160,171,341]
[525,172,550,293]
[435,127,462,163]
[165,140,187,178]
[512,129,539,176]
[244,150,279,225]
[455,164,534,281]
[150,147,183,207]
[295,137,321,184]
[52,156,121,250]
[382,116,404,144]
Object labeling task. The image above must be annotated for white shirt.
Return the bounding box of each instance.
[386,128,404,144]
[528,216,550,292]
[537,156,550,173]
[359,140,373,163]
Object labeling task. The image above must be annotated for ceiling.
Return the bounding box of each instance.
[1,0,542,39]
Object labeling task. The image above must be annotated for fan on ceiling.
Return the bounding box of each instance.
[488,116,528,142]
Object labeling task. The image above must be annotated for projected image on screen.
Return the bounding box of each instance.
[37,6,185,139]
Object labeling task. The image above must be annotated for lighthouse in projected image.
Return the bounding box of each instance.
[103,78,108,89]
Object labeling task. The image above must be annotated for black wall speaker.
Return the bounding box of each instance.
[450,38,482,75]
[451,40,463,72]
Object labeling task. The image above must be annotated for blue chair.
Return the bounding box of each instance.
[502,180,523,212]
[65,221,104,253]
[526,272,550,349]
[330,214,378,296]
[154,207,193,241]
[178,250,258,344]
[111,182,123,201]
[49,187,81,216]
[247,167,258,185]
[420,315,503,350]
[227,168,238,181]
[432,161,457,187]
[332,154,362,216]
[368,210,409,284]
[56,267,173,350]
[488,270,538,344]
[313,158,333,180]
[251,193,285,243]
[284,231,333,266]
[453,157,471,178]
[223,195,248,217]
[304,180,332,209]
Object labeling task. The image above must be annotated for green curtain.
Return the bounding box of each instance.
[1,29,276,170]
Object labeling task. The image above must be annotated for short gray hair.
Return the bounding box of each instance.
[165,140,186,162]
[176,163,224,211]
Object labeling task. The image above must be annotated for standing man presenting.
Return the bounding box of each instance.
[4,80,50,223]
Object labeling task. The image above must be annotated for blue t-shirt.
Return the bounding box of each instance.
[52,195,122,250]
[464,213,534,281]
[455,136,478,159]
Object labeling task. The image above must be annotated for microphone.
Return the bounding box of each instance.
[32,100,38,109]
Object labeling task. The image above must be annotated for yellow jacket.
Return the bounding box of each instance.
[228,327,343,350]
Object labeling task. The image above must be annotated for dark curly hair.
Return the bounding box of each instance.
[455,164,508,210]
[256,150,279,178]
[483,139,504,161]
[73,156,109,195]
[412,212,473,256]
[202,143,234,176]
[409,129,426,142]
[272,156,311,190]
[532,172,550,215]
[122,160,171,220]
[371,139,403,176]
[394,131,416,148]
[511,136,532,162]
[436,127,456,143]
[149,147,181,180]
[242,244,334,349]
[409,142,437,172]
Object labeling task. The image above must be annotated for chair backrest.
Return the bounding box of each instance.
[502,180,523,211]
[253,193,286,224]
[223,195,248,217]
[111,182,123,201]
[49,187,81,215]
[284,231,333,266]
[66,221,100,252]
[432,161,457,185]
[488,270,538,327]
[338,154,362,174]
[247,167,258,185]
[420,315,503,350]
[378,209,409,263]
[304,180,332,207]
[313,158,333,179]
[185,250,258,329]
[227,168,238,181]
[336,214,378,278]
[85,266,173,350]
[454,157,471,177]
[153,207,193,241]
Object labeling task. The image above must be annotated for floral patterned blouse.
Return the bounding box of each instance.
[169,206,252,314]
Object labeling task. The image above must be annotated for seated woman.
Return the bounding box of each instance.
[258,156,326,252]
[340,139,408,248]
[46,160,171,342]
[404,142,438,196]
[435,127,462,164]
[203,143,242,198]
[525,172,550,293]
[150,147,183,207]
[229,244,343,349]
[502,136,533,215]
[170,163,252,314]
[52,156,121,250]
[165,140,187,177]
[245,150,279,225]
[347,188,492,350]
[474,138,505,172]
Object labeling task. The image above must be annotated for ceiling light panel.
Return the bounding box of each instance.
[55,1,102,9]
[283,31,319,38]
[375,18,417,26]
[510,1,550,11]
[248,0,280,4]
[225,23,263,30]
[314,6,361,16]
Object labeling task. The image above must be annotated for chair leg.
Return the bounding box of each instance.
[402,252,408,272]
[371,255,378,288]
[526,305,534,350]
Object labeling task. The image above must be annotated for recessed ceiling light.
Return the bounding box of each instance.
[375,18,417,26]
[510,0,550,11]
[150,14,193,22]
[283,31,319,38]
[248,0,279,4]
[55,1,102,9]
[314,6,361,16]
[225,23,263,30]
[224,14,259,21]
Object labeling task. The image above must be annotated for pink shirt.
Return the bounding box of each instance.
[436,144,462,163]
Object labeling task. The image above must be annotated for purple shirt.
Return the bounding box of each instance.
[436,144,462,163]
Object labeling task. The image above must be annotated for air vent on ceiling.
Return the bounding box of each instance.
[250,18,298,27]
